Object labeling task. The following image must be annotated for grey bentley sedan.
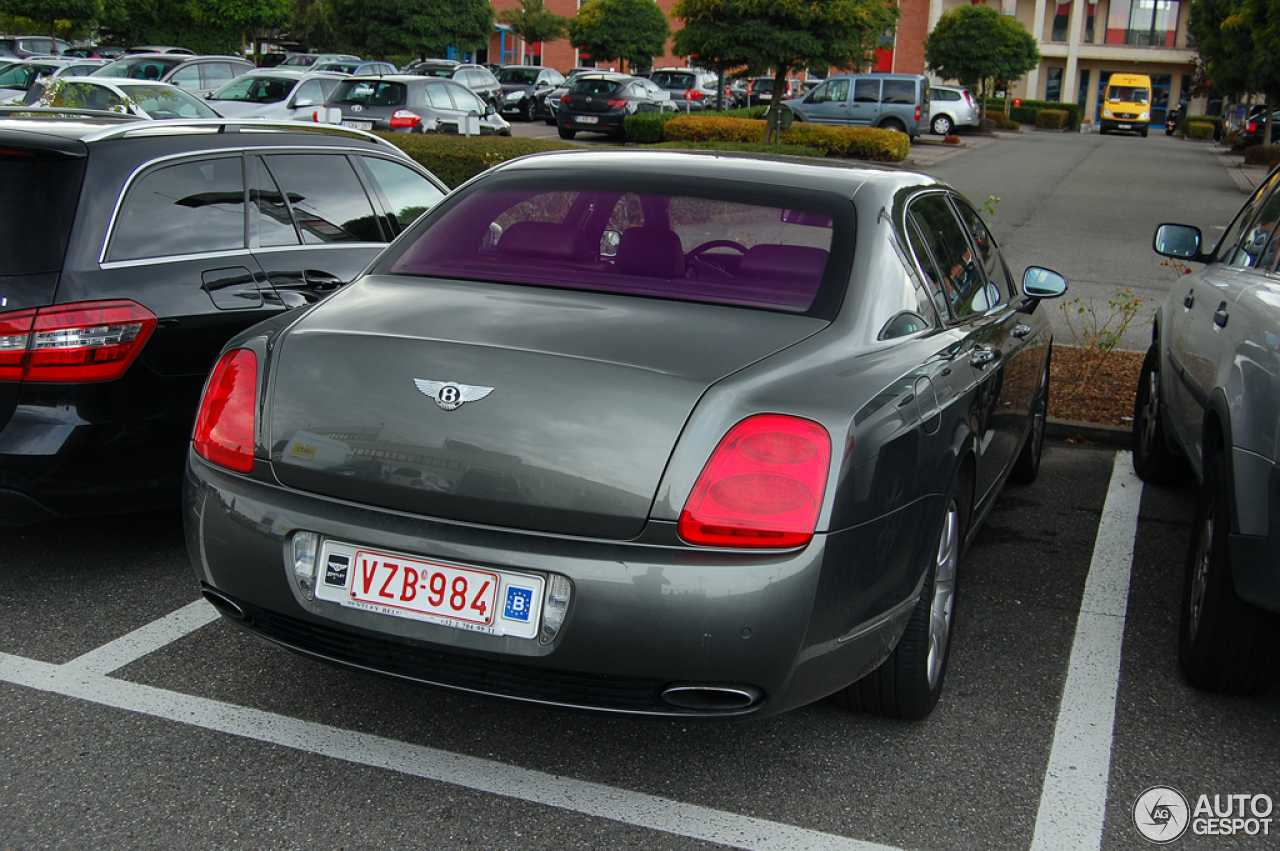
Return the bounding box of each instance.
[184,151,1067,720]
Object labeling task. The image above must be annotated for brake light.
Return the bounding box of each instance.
[607,98,628,108]
[964,91,974,107]
[1248,121,1258,133]
[560,94,571,104]
[678,414,831,548]
[0,301,156,383]
[389,109,421,129]
[915,106,921,122]
[685,89,703,100]
[193,349,258,473]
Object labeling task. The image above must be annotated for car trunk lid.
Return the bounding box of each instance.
[267,277,826,539]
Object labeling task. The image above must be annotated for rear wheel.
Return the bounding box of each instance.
[557,126,576,140]
[931,114,954,136]
[521,98,535,122]
[1179,449,1280,695]
[1009,358,1049,485]
[1131,342,1190,484]
[835,475,968,719]
[880,117,907,135]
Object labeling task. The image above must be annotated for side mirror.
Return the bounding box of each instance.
[485,104,495,116]
[1153,223,1204,261]
[1022,267,1068,300]
[294,97,315,108]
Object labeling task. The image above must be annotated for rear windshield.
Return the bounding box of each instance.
[0,150,85,275]
[331,79,406,106]
[652,72,695,89]
[498,68,539,85]
[386,175,850,316]
[570,78,623,96]
[93,56,184,79]
[211,75,295,102]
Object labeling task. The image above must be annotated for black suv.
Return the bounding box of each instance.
[0,110,447,525]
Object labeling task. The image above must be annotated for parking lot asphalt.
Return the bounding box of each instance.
[2,443,1276,850]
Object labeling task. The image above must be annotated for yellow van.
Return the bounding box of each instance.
[1100,73,1152,136]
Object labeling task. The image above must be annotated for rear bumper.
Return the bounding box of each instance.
[186,453,928,719]
[560,112,625,133]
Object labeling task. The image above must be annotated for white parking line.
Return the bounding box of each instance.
[59,599,219,675]
[0,650,903,851]
[1030,451,1143,850]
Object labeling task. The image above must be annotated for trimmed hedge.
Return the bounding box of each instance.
[624,111,675,144]
[1035,109,1069,131]
[1182,114,1223,137]
[985,98,1081,129]
[375,133,576,188]
[661,115,909,162]
[1185,121,1215,141]
[1244,144,1280,166]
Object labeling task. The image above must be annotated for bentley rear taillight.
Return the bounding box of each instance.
[0,301,156,383]
[679,415,831,548]
[193,349,259,474]
[390,109,422,129]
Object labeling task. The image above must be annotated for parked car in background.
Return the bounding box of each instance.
[649,67,723,111]
[1235,110,1280,149]
[326,75,511,136]
[206,69,348,120]
[786,73,930,139]
[0,113,448,525]
[125,45,196,55]
[745,75,792,107]
[63,45,125,60]
[257,52,289,68]
[0,35,71,58]
[928,85,978,135]
[496,64,564,122]
[184,149,1067,722]
[93,53,254,98]
[279,53,359,69]
[557,72,673,140]
[542,66,593,125]
[313,59,397,76]
[1137,164,1280,696]
[28,78,222,119]
[402,59,502,108]
[0,59,86,102]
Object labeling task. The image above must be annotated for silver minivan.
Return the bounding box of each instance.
[786,73,929,139]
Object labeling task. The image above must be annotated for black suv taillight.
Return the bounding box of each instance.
[0,300,157,383]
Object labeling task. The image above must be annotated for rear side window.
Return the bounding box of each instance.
[386,179,848,316]
[1,150,85,275]
[881,80,915,104]
[261,154,382,243]
[853,79,880,103]
[109,157,246,262]
[361,157,444,230]
[909,194,998,320]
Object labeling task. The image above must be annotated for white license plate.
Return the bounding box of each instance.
[1117,124,1132,129]
[342,120,373,131]
[576,115,598,124]
[314,541,544,639]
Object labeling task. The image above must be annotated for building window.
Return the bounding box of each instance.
[1051,2,1070,41]
[1046,68,1064,102]
[1105,0,1180,47]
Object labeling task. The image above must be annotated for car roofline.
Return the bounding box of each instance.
[75,117,406,152]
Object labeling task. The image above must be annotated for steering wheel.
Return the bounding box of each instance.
[686,239,748,264]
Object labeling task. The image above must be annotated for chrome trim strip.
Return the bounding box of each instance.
[99,241,386,270]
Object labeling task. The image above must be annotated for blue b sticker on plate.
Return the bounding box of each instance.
[504,587,534,622]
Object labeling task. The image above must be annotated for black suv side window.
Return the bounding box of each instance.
[360,156,444,231]
[109,156,246,262]
[261,154,383,243]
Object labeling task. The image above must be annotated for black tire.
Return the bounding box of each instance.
[1099,126,1108,135]
[1140,126,1149,137]
[521,98,535,122]
[931,114,954,136]
[1178,449,1280,695]
[1009,357,1049,485]
[835,475,969,719]
[1131,342,1190,484]
[880,117,907,135]
[557,126,576,140]
[544,113,556,126]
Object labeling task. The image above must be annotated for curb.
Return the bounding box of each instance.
[1046,418,1131,448]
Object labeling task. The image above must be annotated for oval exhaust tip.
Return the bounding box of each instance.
[202,588,250,622]
[661,684,761,712]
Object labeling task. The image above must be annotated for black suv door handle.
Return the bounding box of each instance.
[1214,301,1229,328]
[970,345,1000,368]
[303,270,346,291]
[1183,289,1195,309]
[1012,323,1032,339]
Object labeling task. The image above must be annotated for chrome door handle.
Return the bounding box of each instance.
[1012,324,1032,339]
[1214,302,1229,328]
[1183,289,1195,309]
[970,346,999,368]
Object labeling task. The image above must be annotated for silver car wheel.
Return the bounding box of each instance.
[1189,511,1212,642]
[928,498,960,689]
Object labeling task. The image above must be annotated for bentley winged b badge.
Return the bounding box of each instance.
[414,379,494,411]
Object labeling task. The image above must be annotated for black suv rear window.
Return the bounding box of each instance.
[331,79,407,107]
[1,151,85,275]
[570,78,623,97]
[652,72,695,89]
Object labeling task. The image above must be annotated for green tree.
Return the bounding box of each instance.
[924,4,1039,122]
[98,0,241,54]
[333,0,493,62]
[0,0,98,42]
[672,0,900,137]
[288,0,336,51]
[1190,0,1280,143]
[495,0,569,63]
[193,0,290,57]
[569,0,670,72]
